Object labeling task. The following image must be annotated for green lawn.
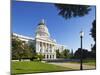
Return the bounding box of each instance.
[69,59,96,66]
[12,61,72,74]
[83,59,96,66]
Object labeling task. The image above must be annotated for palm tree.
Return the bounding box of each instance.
[55,4,91,19]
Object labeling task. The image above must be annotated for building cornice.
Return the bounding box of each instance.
[13,33,34,40]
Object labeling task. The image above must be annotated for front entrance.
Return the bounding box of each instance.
[44,54,56,60]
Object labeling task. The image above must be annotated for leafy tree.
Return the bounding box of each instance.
[56,49,61,58]
[22,43,32,59]
[12,36,36,61]
[36,54,44,61]
[69,49,74,59]
[12,37,25,61]
[55,4,91,19]
[90,20,96,54]
[74,48,89,59]
[91,20,96,42]
[28,43,37,61]
[61,49,70,58]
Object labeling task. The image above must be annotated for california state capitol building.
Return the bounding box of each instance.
[13,19,65,60]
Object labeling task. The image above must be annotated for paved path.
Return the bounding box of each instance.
[49,62,96,70]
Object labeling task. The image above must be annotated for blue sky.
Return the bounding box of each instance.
[12,1,96,52]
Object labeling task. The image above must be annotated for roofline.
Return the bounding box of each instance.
[13,33,34,40]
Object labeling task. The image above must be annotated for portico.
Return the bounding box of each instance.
[35,39,56,59]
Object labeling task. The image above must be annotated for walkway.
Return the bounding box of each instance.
[49,62,96,70]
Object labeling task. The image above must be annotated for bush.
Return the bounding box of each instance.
[36,54,44,61]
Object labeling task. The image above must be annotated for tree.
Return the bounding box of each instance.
[70,49,74,59]
[36,54,44,61]
[74,48,89,59]
[12,34,38,61]
[12,36,25,61]
[61,49,70,58]
[28,43,37,61]
[22,43,32,59]
[56,49,61,58]
[90,20,96,54]
[55,4,91,19]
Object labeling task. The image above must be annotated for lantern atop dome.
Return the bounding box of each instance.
[38,19,45,25]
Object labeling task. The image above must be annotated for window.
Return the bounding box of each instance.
[47,55,48,58]
[50,55,51,59]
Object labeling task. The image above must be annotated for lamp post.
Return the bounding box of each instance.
[80,30,84,70]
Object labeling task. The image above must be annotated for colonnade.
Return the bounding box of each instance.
[36,41,56,59]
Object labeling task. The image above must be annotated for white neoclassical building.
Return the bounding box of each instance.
[13,19,65,60]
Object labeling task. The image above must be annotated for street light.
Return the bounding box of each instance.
[80,30,84,70]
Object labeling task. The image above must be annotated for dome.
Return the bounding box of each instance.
[35,19,50,38]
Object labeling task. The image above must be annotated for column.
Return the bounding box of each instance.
[49,44,50,53]
[47,44,48,53]
[36,41,38,53]
[47,44,49,53]
[51,45,53,53]
[54,53,56,59]
[42,42,44,53]
[45,43,47,53]
[48,54,50,59]
[52,45,54,53]
[39,42,42,53]
[41,42,42,52]
[44,43,46,53]
[38,42,40,53]
[42,42,43,53]
[54,45,56,59]
[50,44,51,53]
[51,54,53,59]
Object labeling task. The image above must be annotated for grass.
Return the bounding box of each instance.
[11,61,72,74]
[68,59,96,66]
[83,59,96,66]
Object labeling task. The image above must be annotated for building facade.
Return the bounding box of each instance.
[13,19,65,60]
